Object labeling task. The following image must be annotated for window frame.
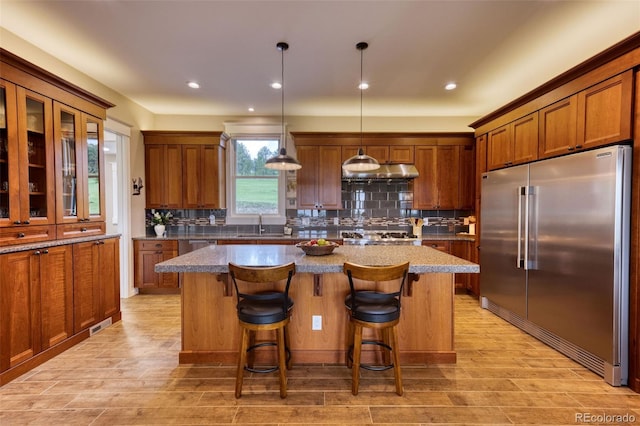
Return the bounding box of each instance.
[225,135,287,225]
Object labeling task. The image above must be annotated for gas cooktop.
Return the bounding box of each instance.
[341,230,420,245]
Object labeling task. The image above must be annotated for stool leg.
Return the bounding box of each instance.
[352,322,363,395]
[390,325,403,396]
[284,324,292,370]
[381,327,391,366]
[276,326,287,398]
[236,326,249,398]
[247,330,256,370]
[346,313,354,368]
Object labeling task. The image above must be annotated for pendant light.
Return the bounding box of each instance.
[265,41,302,171]
[342,41,380,172]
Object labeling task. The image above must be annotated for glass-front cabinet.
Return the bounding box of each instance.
[0,79,55,228]
[54,102,105,224]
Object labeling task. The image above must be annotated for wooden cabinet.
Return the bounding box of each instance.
[53,102,106,225]
[143,131,227,209]
[144,144,182,209]
[296,145,342,209]
[487,112,538,170]
[0,80,56,231]
[72,237,120,333]
[538,95,578,158]
[134,239,178,290]
[576,71,633,149]
[0,245,73,371]
[422,239,450,252]
[342,145,414,164]
[414,145,473,210]
[182,144,225,208]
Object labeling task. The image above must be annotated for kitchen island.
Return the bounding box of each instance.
[155,244,478,365]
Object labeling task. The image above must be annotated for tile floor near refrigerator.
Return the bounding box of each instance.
[1,294,638,425]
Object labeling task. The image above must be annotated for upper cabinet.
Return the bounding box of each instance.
[0,49,113,246]
[296,145,342,209]
[0,80,55,232]
[54,102,106,227]
[413,141,474,211]
[142,131,227,210]
[487,112,538,170]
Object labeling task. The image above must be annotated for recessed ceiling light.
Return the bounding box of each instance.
[358,82,369,90]
[248,107,255,112]
[271,82,282,89]
[445,82,457,90]
[187,81,200,89]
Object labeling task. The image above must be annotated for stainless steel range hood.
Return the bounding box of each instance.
[342,163,419,181]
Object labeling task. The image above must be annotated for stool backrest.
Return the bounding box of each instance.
[228,262,296,309]
[343,261,410,309]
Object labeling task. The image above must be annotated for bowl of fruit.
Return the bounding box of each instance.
[295,239,339,256]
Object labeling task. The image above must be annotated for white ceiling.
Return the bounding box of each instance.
[1,1,638,122]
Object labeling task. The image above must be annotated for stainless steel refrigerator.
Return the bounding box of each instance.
[480,145,631,386]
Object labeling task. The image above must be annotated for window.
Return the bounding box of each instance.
[230,138,284,219]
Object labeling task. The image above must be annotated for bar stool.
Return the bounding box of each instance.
[229,262,296,399]
[343,261,409,396]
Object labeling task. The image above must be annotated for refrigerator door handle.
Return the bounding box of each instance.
[523,185,531,270]
[517,186,525,269]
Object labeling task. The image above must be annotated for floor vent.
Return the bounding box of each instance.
[89,318,112,336]
[481,298,607,380]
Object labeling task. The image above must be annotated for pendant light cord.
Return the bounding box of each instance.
[360,45,363,150]
[281,43,285,151]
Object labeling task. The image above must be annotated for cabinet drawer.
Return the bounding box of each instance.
[422,240,451,252]
[56,222,105,239]
[0,225,56,246]
[137,240,178,250]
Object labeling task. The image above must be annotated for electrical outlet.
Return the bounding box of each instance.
[312,315,322,330]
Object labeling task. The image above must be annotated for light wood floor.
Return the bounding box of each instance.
[1,294,638,425]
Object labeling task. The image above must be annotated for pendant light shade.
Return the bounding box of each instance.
[265,41,301,171]
[342,41,380,172]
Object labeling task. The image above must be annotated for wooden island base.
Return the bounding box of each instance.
[180,271,456,365]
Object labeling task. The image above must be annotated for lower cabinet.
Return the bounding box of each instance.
[0,245,73,371]
[73,238,120,333]
[0,237,120,384]
[133,239,178,291]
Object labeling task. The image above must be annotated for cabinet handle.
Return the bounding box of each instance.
[42,249,48,254]
[575,145,583,149]
[568,146,575,151]
[17,232,25,238]
[13,220,21,225]
[81,227,87,232]
[34,250,41,255]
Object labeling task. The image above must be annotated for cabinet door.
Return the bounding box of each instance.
[389,146,414,163]
[577,71,633,149]
[422,240,450,252]
[413,146,437,209]
[0,82,55,228]
[182,144,222,209]
[99,238,120,319]
[538,95,577,159]
[135,249,162,288]
[487,125,512,170]
[145,144,182,209]
[512,112,538,165]
[457,145,475,210]
[436,146,459,210]
[0,80,18,228]
[0,250,40,371]
[317,146,342,209]
[39,245,73,349]
[72,241,101,333]
[296,145,318,208]
[451,241,470,291]
[342,145,389,164]
[54,102,103,224]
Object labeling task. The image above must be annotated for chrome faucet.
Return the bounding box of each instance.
[258,214,264,235]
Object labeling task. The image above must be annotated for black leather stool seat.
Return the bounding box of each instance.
[237,292,294,324]
[345,291,400,323]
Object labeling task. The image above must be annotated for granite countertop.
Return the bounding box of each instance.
[0,233,122,255]
[154,244,479,274]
